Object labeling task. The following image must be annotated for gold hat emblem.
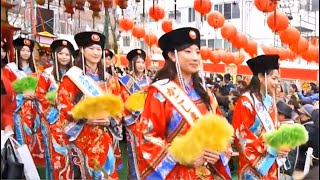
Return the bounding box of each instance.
[24,39,31,46]
[105,50,109,55]
[62,40,68,46]
[137,50,141,54]
[189,30,197,40]
[91,34,100,42]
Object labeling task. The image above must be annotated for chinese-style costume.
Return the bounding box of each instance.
[137,27,231,180]
[119,48,150,179]
[1,76,16,130]
[232,55,282,179]
[57,32,120,179]
[35,39,75,179]
[12,38,45,167]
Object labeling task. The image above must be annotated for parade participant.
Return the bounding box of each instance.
[137,27,231,179]
[117,49,151,179]
[57,31,119,179]
[34,39,75,179]
[232,55,290,179]
[1,76,16,132]
[2,37,37,82]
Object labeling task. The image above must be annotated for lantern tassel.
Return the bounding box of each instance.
[174,0,177,19]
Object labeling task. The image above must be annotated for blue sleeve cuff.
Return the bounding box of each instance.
[123,111,141,126]
[267,146,277,157]
[145,154,177,180]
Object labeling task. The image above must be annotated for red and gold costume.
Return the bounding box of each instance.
[1,76,16,129]
[57,66,121,179]
[232,93,278,179]
[137,79,231,179]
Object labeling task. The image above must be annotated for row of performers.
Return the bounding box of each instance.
[1,27,289,180]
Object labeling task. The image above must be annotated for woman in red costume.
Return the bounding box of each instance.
[10,37,45,168]
[57,31,120,179]
[232,55,290,179]
[137,27,231,179]
[35,39,75,179]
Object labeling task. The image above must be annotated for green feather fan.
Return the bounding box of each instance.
[45,90,57,104]
[12,76,39,93]
[263,124,309,151]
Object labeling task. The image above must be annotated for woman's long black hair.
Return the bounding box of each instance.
[1,51,9,68]
[153,44,212,111]
[52,46,73,82]
[16,46,36,73]
[75,47,104,81]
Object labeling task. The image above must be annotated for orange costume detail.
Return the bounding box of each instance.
[137,80,231,180]
[232,93,279,180]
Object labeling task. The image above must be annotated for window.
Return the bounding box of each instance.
[168,11,181,23]
[140,41,146,50]
[123,36,130,47]
[215,3,240,20]
[188,8,196,22]
[231,3,240,19]
[214,39,223,49]
[214,4,223,14]
[224,3,232,20]
[224,40,232,51]
[201,39,206,46]
[208,39,215,48]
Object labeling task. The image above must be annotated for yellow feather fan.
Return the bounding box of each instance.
[168,113,234,165]
[124,91,147,112]
[71,94,123,120]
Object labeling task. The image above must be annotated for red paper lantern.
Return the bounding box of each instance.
[207,11,225,29]
[267,11,289,32]
[244,39,258,57]
[194,0,212,15]
[221,22,237,41]
[119,54,128,66]
[254,0,277,13]
[161,19,173,33]
[119,17,134,31]
[231,32,248,49]
[222,51,234,65]
[115,0,128,9]
[209,51,221,64]
[103,0,113,8]
[36,0,45,5]
[132,25,145,39]
[144,33,157,47]
[232,51,245,65]
[149,5,165,21]
[200,46,211,60]
[279,26,300,45]
[289,37,309,55]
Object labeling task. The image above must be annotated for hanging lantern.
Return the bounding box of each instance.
[149,5,165,21]
[64,0,75,14]
[89,1,102,12]
[36,0,45,5]
[132,25,145,39]
[209,51,221,64]
[222,51,234,65]
[200,46,211,60]
[194,0,212,16]
[119,17,134,31]
[103,0,113,8]
[76,0,86,10]
[116,0,128,9]
[144,32,157,47]
[267,11,289,32]
[289,37,309,55]
[254,0,277,13]
[244,39,258,57]
[232,51,245,65]
[279,26,300,45]
[221,22,237,41]
[161,19,173,33]
[207,11,225,29]
[230,32,248,49]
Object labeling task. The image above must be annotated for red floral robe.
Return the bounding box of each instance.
[232,93,279,180]
[13,71,45,167]
[35,68,71,179]
[1,76,16,129]
[57,68,121,179]
[137,79,231,180]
